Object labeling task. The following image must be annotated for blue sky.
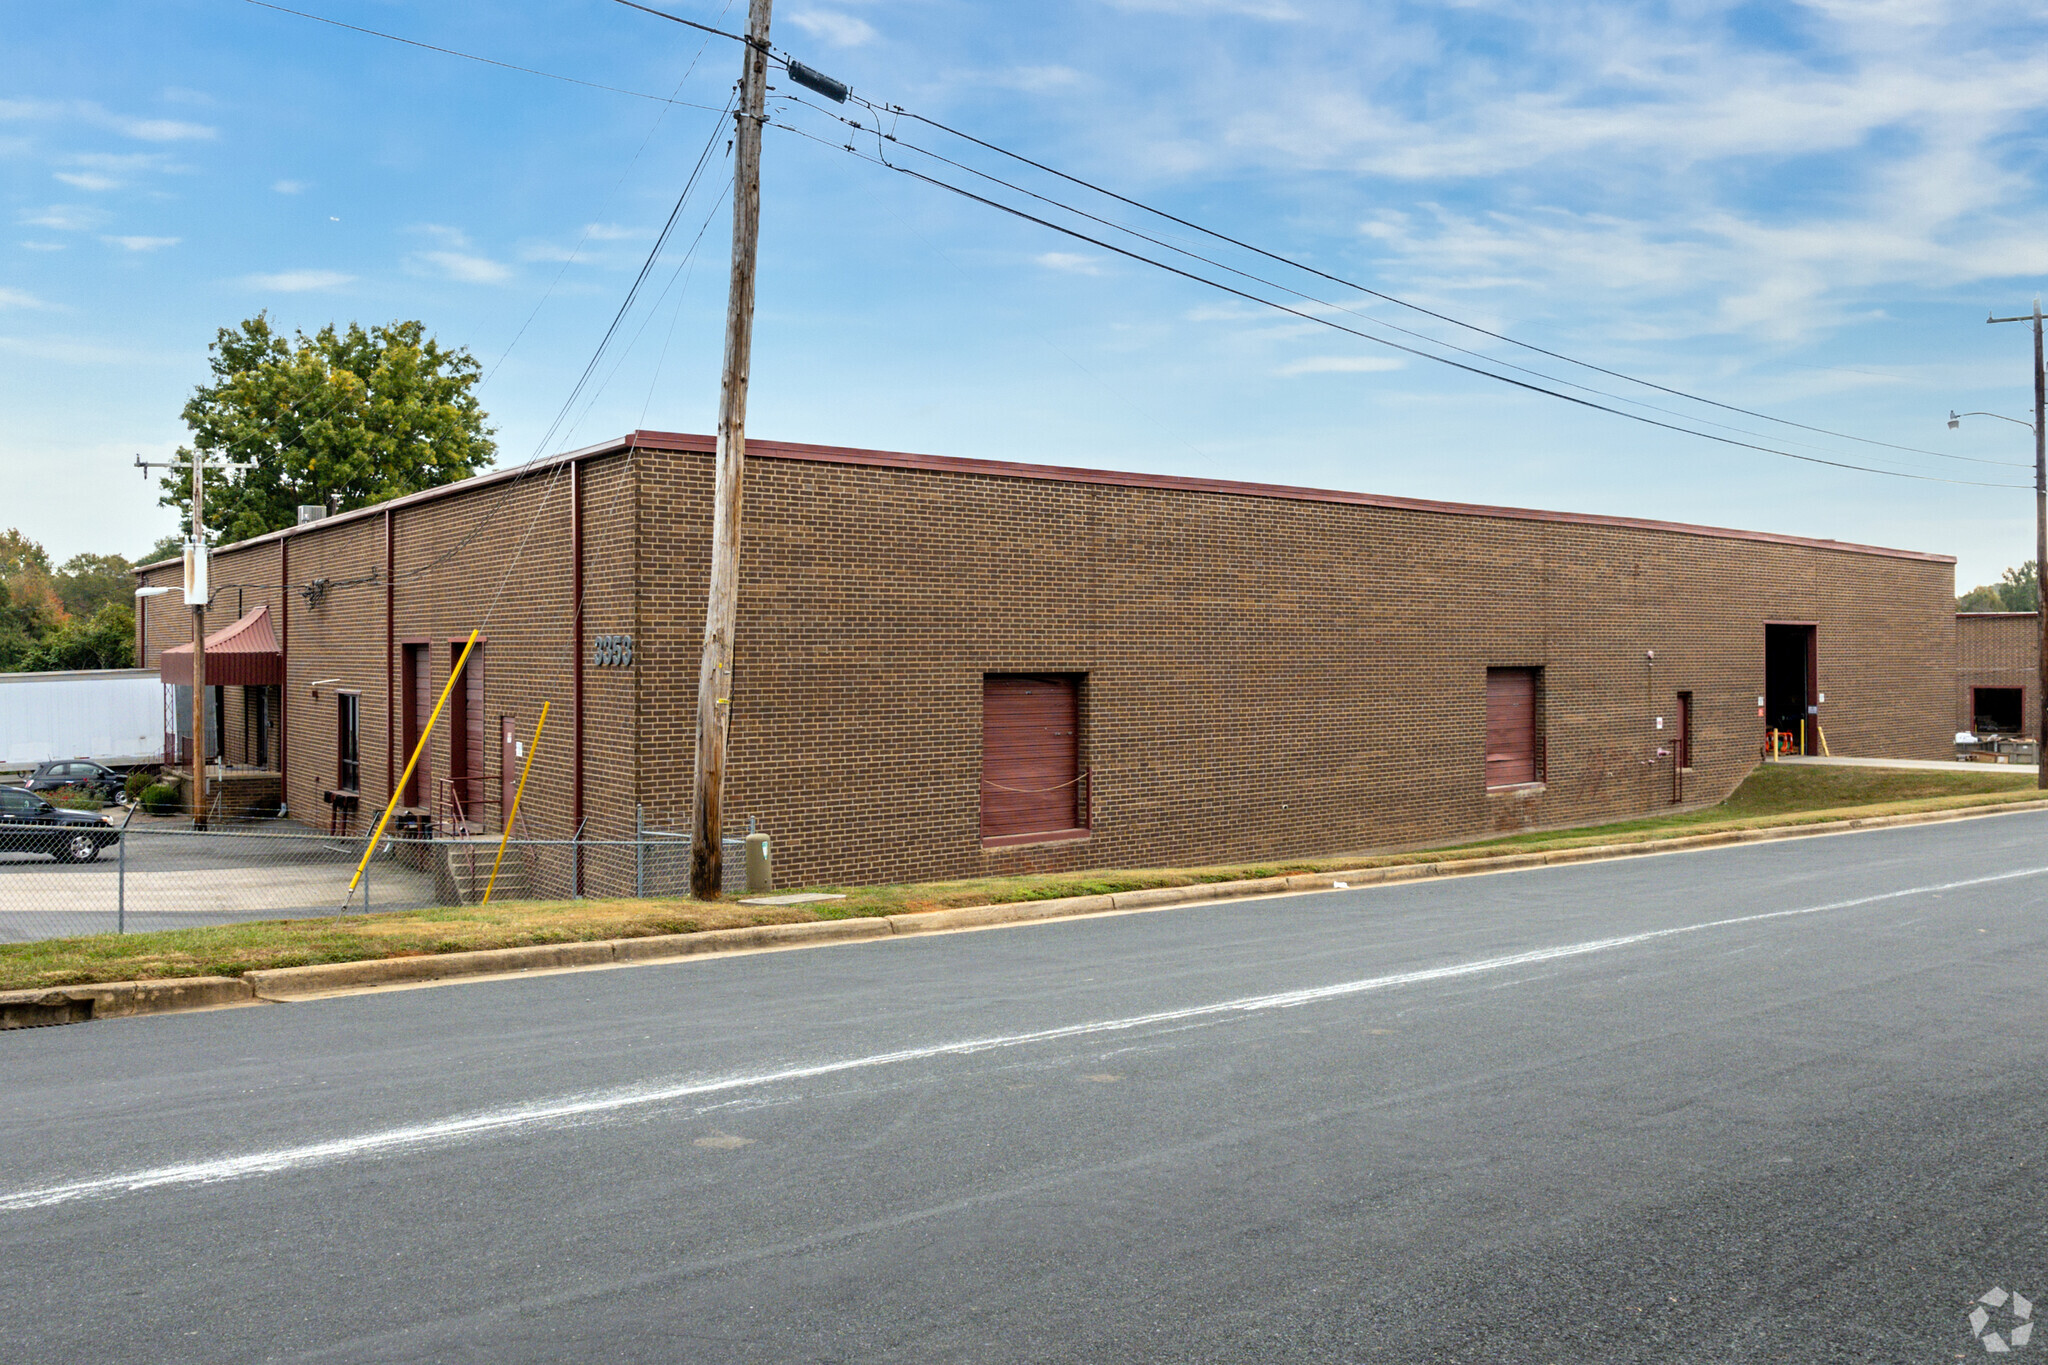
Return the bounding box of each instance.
[6,0,2048,590]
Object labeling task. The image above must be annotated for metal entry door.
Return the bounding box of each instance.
[501,716,519,833]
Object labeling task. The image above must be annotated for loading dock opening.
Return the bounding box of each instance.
[1765,623,1818,754]
[1972,686,2025,736]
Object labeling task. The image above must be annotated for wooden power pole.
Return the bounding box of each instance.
[188,453,210,828]
[1989,299,2048,791]
[690,0,775,898]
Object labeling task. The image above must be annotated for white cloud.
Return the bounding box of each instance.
[17,241,64,252]
[1035,251,1106,275]
[19,205,104,232]
[1276,354,1406,376]
[0,335,176,367]
[408,224,512,282]
[54,171,119,191]
[1104,0,1303,17]
[0,97,214,142]
[272,179,308,195]
[242,269,354,292]
[787,10,877,46]
[0,288,50,310]
[416,250,512,284]
[582,222,654,241]
[103,235,179,252]
[993,65,1087,94]
[107,115,215,142]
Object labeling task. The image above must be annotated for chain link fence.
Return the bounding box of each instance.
[0,805,757,944]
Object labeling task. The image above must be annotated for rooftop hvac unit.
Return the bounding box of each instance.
[297,505,329,525]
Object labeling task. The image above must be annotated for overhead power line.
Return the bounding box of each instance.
[780,94,2021,478]
[769,118,2023,491]
[831,94,2003,470]
[242,0,728,111]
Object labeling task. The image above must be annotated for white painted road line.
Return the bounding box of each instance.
[4,863,2042,1214]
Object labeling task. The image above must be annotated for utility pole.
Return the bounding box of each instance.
[1988,299,2048,791]
[690,0,775,898]
[188,452,210,827]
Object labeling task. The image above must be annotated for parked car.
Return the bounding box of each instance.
[0,785,119,862]
[22,759,130,805]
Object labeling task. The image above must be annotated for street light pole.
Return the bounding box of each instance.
[189,453,209,827]
[1987,301,2048,790]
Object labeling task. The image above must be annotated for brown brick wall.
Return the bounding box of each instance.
[638,443,1956,888]
[1956,613,2038,735]
[139,436,1959,893]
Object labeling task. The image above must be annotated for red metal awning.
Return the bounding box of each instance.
[160,605,283,688]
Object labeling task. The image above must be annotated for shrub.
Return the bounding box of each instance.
[140,782,183,816]
[46,784,104,811]
[123,769,157,803]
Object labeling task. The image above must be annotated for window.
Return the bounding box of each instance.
[981,673,1086,844]
[337,692,361,792]
[1675,691,1693,769]
[1485,667,1542,789]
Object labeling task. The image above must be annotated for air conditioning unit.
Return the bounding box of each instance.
[297,505,329,525]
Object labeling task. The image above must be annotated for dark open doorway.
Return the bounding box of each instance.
[1765,623,1817,754]
[1973,686,2024,736]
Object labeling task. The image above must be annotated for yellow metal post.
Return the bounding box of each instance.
[347,629,479,901]
[483,701,549,907]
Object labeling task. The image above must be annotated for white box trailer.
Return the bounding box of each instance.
[0,668,162,771]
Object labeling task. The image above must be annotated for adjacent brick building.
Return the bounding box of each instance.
[1955,612,2039,736]
[136,431,1959,893]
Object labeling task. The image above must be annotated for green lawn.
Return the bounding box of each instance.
[4,763,2039,994]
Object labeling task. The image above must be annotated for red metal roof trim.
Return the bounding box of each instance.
[622,431,1955,565]
[131,430,1956,571]
[160,605,283,688]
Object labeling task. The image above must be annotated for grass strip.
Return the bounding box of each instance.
[3,765,2039,993]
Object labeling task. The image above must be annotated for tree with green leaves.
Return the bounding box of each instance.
[1957,560,2039,613]
[21,601,136,671]
[0,578,47,671]
[0,528,49,576]
[160,314,497,544]
[55,551,135,619]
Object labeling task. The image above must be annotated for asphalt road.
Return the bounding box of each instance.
[3,812,2046,1363]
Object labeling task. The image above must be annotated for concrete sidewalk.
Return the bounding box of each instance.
[1776,754,2040,775]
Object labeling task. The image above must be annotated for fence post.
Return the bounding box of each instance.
[116,803,136,934]
[636,804,645,899]
[572,819,586,899]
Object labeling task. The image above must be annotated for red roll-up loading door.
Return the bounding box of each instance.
[1486,668,1538,788]
[982,674,1081,841]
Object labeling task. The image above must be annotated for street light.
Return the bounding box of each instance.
[1949,410,2035,432]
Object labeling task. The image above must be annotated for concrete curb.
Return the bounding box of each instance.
[244,918,896,1000]
[8,795,2047,1027]
[0,976,256,1029]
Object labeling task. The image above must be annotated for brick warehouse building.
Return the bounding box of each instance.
[1955,611,2039,737]
[134,431,1957,894]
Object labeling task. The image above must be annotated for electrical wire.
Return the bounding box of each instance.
[768,118,2024,490]
[202,92,737,602]
[242,0,728,111]
[847,93,2002,469]
[607,0,753,48]
[774,93,2019,478]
